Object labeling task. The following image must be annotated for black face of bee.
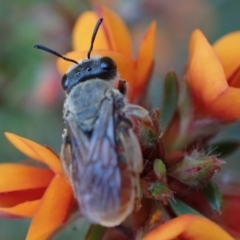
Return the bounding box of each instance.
[62,56,117,92]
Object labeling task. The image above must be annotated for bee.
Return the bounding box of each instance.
[34,19,152,226]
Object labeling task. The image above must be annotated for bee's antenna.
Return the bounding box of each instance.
[87,18,103,59]
[34,44,79,65]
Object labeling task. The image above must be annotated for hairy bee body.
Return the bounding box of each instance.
[35,19,151,228]
[60,77,146,226]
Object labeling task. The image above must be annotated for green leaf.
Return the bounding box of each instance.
[209,141,239,157]
[153,159,166,175]
[160,71,178,131]
[169,198,204,217]
[203,181,223,213]
[85,225,105,240]
[53,218,91,240]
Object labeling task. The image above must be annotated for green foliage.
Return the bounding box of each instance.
[169,198,203,217]
[154,159,166,176]
[85,225,105,240]
[203,181,223,214]
[160,71,178,131]
[210,141,240,157]
[53,218,91,240]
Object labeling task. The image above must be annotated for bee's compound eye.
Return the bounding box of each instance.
[62,74,68,90]
[100,57,116,71]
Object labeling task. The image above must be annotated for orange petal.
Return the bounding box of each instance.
[209,87,240,120]
[57,50,135,85]
[187,29,229,106]
[0,188,46,207]
[227,66,240,88]
[57,51,85,74]
[134,21,156,100]
[0,199,40,218]
[144,215,195,240]
[143,215,233,240]
[26,175,74,240]
[213,31,240,79]
[72,11,110,51]
[0,164,54,192]
[98,6,133,58]
[181,215,234,240]
[5,133,62,174]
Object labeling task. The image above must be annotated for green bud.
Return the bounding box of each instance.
[169,149,224,187]
[148,182,173,205]
[153,159,166,181]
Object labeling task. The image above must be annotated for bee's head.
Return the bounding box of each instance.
[62,56,117,92]
[34,18,118,93]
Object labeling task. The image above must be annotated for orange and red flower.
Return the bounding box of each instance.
[187,29,240,121]
[0,133,74,240]
[57,6,156,102]
[0,132,234,239]
[0,6,237,240]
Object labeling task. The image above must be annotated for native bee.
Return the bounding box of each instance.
[35,19,152,226]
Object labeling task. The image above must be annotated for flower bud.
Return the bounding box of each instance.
[153,159,167,182]
[148,182,174,205]
[169,149,224,187]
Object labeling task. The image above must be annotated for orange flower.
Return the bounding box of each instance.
[0,135,233,239]
[143,214,234,240]
[57,6,156,102]
[0,133,74,240]
[187,29,240,120]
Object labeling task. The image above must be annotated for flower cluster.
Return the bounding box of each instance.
[1,5,240,240]
[57,7,156,103]
[188,29,240,120]
[0,133,74,239]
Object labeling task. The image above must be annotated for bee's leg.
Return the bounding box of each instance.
[124,104,153,128]
[135,177,142,211]
[118,79,127,95]
[60,129,74,188]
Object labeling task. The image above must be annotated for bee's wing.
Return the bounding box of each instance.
[66,96,139,226]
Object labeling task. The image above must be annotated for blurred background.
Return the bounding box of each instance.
[0,0,240,239]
